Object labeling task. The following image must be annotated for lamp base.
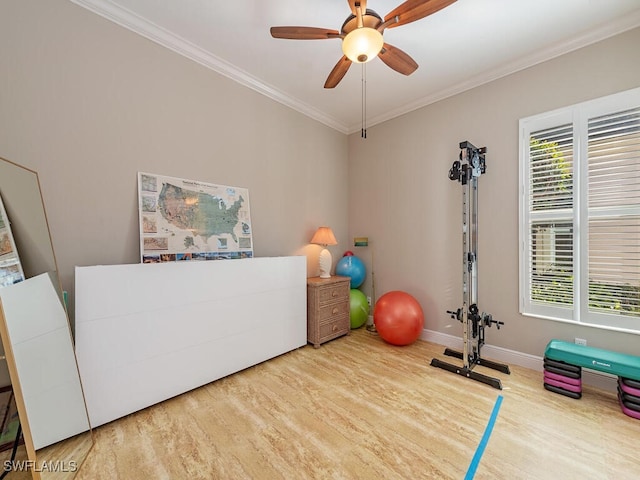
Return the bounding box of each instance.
[318,248,332,278]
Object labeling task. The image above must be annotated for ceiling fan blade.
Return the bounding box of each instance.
[324,56,352,88]
[348,0,367,16]
[384,0,457,29]
[270,26,341,40]
[378,43,418,76]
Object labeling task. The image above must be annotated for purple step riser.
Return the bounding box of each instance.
[619,397,640,420]
[618,378,640,397]
[544,370,582,386]
[543,376,582,393]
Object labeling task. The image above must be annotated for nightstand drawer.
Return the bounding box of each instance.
[319,315,349,340]
[318,284,349,305]
[307,276,351,348]
[317,301,350,322]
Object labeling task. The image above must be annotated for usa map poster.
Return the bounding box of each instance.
[137,172,253,263]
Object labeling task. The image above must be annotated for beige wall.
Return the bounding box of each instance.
[0,0,348,321]
[348,27,640,357]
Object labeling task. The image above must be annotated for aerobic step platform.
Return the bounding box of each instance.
[544,340,640,381]
[544,340,640,419]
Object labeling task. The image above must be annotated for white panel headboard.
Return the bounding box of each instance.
[75,256,306,427]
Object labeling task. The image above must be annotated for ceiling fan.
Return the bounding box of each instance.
[270,0,457,88]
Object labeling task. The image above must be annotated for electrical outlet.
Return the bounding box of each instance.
[575,338,587,346]
[367,296,372,306]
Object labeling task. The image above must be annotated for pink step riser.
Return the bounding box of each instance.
[544,370,582,386]
[543,375,582,393]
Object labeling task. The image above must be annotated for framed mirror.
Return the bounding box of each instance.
[0,157,92,480]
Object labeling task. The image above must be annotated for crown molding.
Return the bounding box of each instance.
[70,1,639,136]
[354,10,640,134]
[68,0,350,134]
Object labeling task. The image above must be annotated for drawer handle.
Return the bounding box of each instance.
[332,290,338,297]
[332,307,339,314]
[332,324,338,332]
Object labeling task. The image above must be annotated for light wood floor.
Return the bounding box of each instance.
[72,329,639,480]
[0,444,30,480]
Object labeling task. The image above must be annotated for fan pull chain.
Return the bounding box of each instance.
[361,63,367,139]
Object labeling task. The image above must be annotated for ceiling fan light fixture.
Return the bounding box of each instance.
[341,27,383,63]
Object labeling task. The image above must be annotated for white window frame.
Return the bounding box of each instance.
[519,87,640,333]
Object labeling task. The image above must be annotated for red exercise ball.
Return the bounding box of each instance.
[343,250,354,257]
[374,291,424,346]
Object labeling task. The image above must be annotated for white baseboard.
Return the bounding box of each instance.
[421,329,618,391]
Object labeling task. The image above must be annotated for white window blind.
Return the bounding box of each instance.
[587,107,640,320]
[528,124,574,313]
[520,87,640,332]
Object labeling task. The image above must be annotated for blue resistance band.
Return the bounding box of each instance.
[464,394,504,480]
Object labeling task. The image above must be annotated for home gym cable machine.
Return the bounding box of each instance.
[430,141,510,390]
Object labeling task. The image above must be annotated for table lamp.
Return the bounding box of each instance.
[310,227,337,278]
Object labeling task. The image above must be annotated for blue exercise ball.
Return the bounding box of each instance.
[336,255,366,289]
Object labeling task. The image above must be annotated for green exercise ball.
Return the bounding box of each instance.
[349,289,370,329]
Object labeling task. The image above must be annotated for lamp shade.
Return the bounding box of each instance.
[310,227,337,278]
[341,27,384,63]
[310,227,338,246]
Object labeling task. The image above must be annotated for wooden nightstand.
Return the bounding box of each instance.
[307,276,351,348]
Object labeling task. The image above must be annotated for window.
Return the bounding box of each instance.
[519,87,640,332]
